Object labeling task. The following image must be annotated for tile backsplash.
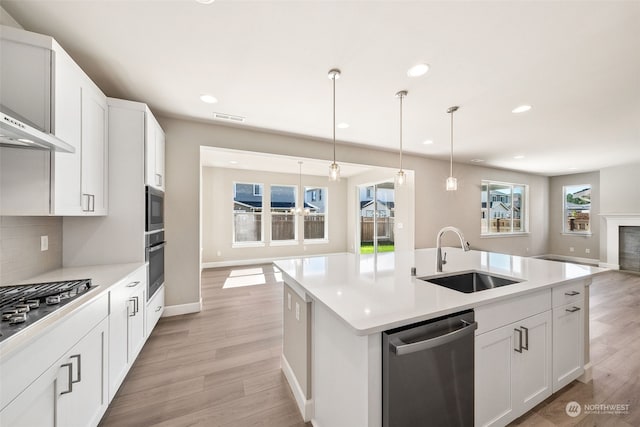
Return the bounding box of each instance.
[0,216,63,285]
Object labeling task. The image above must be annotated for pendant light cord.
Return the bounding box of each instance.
[450,109,453,176]
[332,75,336,164]
[399,94,403,171]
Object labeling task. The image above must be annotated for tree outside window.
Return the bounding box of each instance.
[563,184,591,234]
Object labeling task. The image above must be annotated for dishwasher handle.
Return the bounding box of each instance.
[389,320,478,355]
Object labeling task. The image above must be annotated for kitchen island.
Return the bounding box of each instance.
[274,249,606,427]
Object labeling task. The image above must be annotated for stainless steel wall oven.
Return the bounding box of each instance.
[146,230,165,301]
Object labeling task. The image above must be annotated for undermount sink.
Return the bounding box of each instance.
[419,271,521,293]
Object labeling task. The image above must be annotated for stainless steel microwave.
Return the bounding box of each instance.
[146,186,164,232]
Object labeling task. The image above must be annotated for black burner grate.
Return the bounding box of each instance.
[0,279,92,312]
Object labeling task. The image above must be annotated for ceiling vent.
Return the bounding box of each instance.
[213,112,246,123]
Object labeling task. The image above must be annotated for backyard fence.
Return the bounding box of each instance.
[360,217,394,243]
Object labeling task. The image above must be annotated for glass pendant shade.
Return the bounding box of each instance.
[446,176,458,191]
[329,162,340,182]
[395,90,407,186]
[396,170,406,186]
[328,69,341,181]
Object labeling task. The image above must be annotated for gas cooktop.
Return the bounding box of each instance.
[0,279,93,343]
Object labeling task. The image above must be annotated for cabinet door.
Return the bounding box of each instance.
[145,114,157,187]
[57,317,109,427]
[81,81,108,215]
[108,280,130,402]
[128,284,146,361]
[553,300,584,391]
[154,124,165,191]
[513,310,552,414]
[146,284,165,334]
[0,362,58,427]
[475,325,515,427]
[52,48,83,215]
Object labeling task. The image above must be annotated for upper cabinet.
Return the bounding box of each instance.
[145,113,165,192]
[0,25,108,216]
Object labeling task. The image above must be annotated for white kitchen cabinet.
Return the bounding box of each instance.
[552,283,585,392]
[108,265,147,401]
[0,317,109,427]
[145,113,165,191]
[476,294,552,427]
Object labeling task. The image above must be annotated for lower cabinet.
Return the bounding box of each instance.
[146,284,165,334]
[108,265,147,402]
[0,317,109,427]
[552,298,584,391]
[476,310,552,427]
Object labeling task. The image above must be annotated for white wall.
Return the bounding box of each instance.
[162,116,552,308]
[548,171,600,260]
[201,166,348,264]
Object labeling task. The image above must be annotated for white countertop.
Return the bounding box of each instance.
[0,262,146,358]
[274,249,607,336]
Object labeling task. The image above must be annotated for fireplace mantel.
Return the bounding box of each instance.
[600,213,640,269]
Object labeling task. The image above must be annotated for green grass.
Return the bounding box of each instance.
[360,244,395,254]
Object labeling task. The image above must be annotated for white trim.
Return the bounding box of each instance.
[599,262,619,269]
[578,362,593,384]
[270,240,299,246]
[533,254,599,266]
[480,232,530,238]
[162,299,202,317]
[281,354,314,422]
[202,252,346,269]
[303,238,329,245]
[231,241,266,249]
[560,232,592,237]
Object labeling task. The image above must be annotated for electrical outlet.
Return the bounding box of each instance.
[40,235,48,251]
[287,293,291,310]
[569,247,575,253]
[295,302,300,321]
[585,248,591,254]
[216,250,222,257]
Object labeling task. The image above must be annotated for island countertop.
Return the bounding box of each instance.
[274,248,606,336]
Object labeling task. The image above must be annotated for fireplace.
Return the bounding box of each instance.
[602,214,640,270]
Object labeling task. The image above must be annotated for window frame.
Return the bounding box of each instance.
[481,180,529,237]
[232,181,265,247]
[562,184,592,235]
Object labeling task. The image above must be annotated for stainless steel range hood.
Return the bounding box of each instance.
[0,110,74,153]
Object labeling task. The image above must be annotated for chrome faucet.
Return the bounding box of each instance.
[436,226,471,272]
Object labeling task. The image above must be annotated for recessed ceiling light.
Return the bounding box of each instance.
[470,159,485,163]
[337,122,349,129]
[513,155,525,159]
[422,139,434,145]
[200,94,218,104]
[407,63,430,77]
[195,0,215,4]
[512,105,532,113]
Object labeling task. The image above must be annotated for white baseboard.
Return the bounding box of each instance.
[534,254,600,266]
[578,362,593,383]
[281,354,314,422]
[162,299,202,317]
[598,262,619,269]
[202,252,345,269]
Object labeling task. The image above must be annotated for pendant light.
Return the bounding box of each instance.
[291,161,311,216]
[446,106,460,191]
[395,90,408,186]
[328,68,341,181]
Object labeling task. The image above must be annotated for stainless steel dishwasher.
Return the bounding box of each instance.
[382,310,477,427]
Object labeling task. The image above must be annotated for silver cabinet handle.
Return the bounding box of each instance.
[148,242,167,253]
[156,173,163,187]
[90,194,95,212]
[564,290,580,296]
[566,306,581,313]
[389,320,477,355]
[521,326,529,351]
[514,328,523,353]
[82,193,90,212]
[126,281,141,288]
[70,354,81,384]
[128,298,136,317]
[60,362,74,395]
[155,305,162,312]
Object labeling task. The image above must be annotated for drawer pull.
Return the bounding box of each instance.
[126,281,141,288]
[60,362,73,395]
[564,290,580,296]
[514,328,523,353]
[566,306,581,313]
[155,305,162,312]
[70,354,81,384]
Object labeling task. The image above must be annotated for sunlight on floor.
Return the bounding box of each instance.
[223,274,266,289]
[222,265,282,289]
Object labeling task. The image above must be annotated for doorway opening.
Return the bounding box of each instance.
[358,181,395,254]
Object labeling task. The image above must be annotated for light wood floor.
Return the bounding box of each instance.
[100,264,310,427]
[100,267,640,427]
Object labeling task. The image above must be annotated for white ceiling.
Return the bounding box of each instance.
[3,1,639,176]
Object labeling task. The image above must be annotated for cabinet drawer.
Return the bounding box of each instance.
[476,289,551,335]
[552,282,585,308]
[0,292,108,411]
[146,285,164,335]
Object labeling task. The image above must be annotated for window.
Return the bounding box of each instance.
[233,182,263,243]
[271,185,296,241]
[304,186,327,240]
[563,184,591,234]
[481,181,528,235]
